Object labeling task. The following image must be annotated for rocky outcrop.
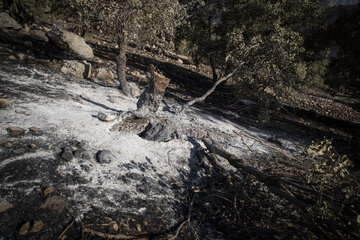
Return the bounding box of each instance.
[61,60,91,79]
[47,27,94,59]
[29,29,48,42]
[0,12,22,30]
[93,67,115,80]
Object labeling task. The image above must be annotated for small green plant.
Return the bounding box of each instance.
[305,138,359,239]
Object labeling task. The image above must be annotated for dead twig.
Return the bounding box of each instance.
[82,227,147,240]
[168,194,196,240]
[58,220,74,239]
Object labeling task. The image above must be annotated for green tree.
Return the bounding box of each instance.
[177,0,226,82]
[69,0,184,96]
[179,0,323,106]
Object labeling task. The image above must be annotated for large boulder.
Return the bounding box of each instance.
[93,67,115,80]
[61,60,91,79]
[0,12,22,30]
[47,27,94,59]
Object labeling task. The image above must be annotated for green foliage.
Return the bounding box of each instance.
[178,0,324,100]
[1,0,50,23]
[176,0,225,67]
[305,138,360,238]
[62,0,184,50]
[306,59,329,87]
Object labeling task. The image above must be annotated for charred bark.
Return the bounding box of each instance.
[116,30,131,96]
[112,66,172,138]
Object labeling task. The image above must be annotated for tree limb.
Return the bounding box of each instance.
[177,65,243,114]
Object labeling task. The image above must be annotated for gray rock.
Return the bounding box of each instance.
[126,172,143,181]
[129,82,141,97]
[0,12,22,30]
[74,149,83,159]
[94,67,114,80]
[61,60,91,79]
[83,151,92,160]
[29,29,48,42]
[13,148,26,154]
[7,127,25,137]
[28,143,36,150]
[77,141,88,149]
[29,126,41,135]
[61,147,74,161]
[97,112,116,122]
[96,150,113,164]
[47,27,94,59]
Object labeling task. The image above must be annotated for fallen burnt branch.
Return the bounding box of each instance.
[82,227,147,240]
[202,137,308,210]
[201,137,360,239]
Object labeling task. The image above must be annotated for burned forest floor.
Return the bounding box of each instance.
[0,27,359,240]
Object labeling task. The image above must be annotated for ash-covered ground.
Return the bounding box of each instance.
[0,61,305,239]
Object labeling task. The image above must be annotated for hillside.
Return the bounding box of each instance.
[0,11,359,240]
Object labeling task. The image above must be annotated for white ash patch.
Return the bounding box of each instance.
[0,63,304,223]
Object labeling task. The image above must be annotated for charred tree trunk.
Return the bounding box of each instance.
[116,30,131,96]
[112,66,171,138]
[135,65,170,117]
[209,56,218,82]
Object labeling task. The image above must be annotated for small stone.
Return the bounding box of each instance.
[77,141,87,149]
[19,221,30,235]
[43,186,55,196]
[4,142,13,148]
[0,201,14,213]
[61,147,74,161]
[30,220,44,233]
[136,224,142,232]
[74,150,83,159]
[96,150,113,164]
[29,143,37,149]
[24,41,32,47]
[17,53,25,60]
[0,98,10,109]
[8,55,16,60]
[83,152,92,160]
[29,126,41,135]
[112,222,119,232]
[13,148,26,154]
[97,112,116,122]
[126,172,143,181]
[129,82,141,97]
[7,127,25,137]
